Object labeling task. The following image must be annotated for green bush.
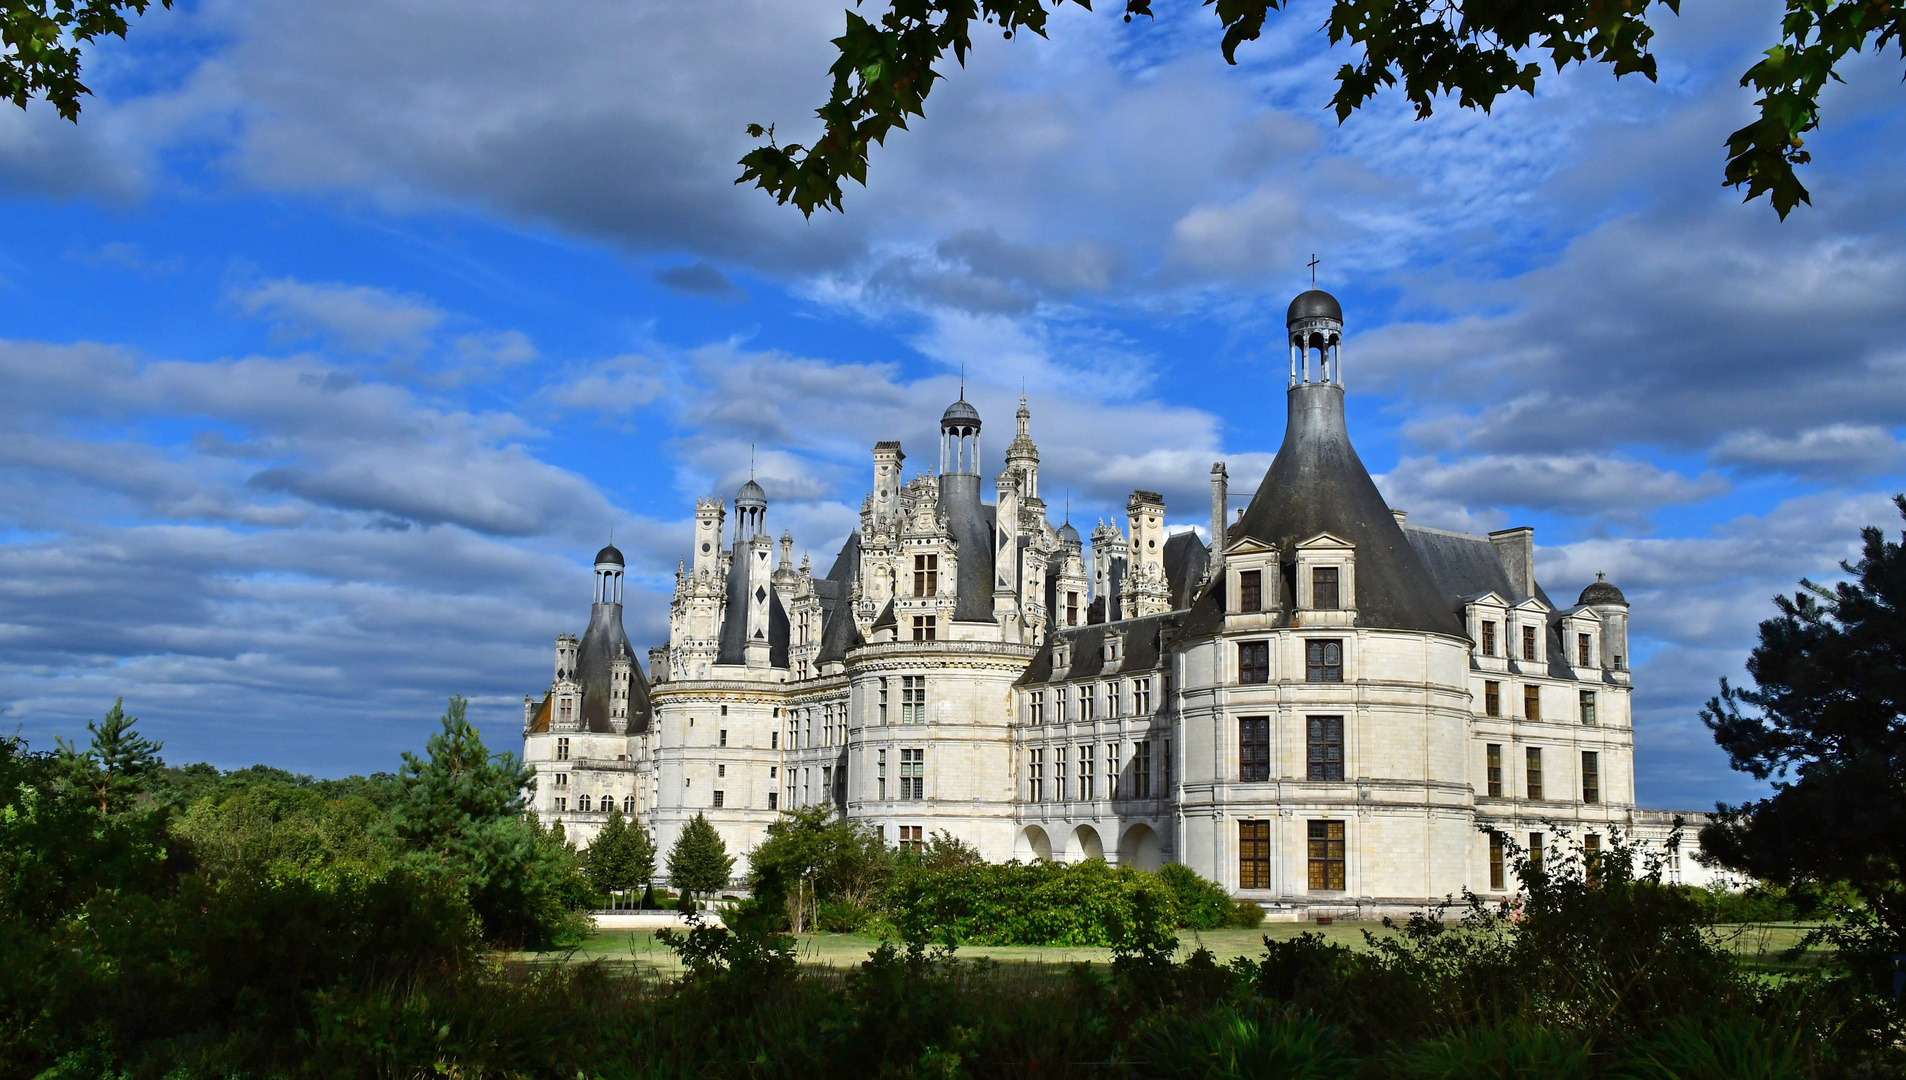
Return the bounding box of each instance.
[1617,1015,1808,1080]
[816,898,874,932]
[1158,862,1238,930]
[1232,897,1267,928]
[885,858,1179,946]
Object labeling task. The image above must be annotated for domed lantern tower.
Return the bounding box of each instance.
[1288,288,1344,387]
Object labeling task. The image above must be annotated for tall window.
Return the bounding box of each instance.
[1486,743,1502,797]
[1526,747,1544,801]
[1529,832,1546,871]
[713,790,724,808]
[1524,686,1542,722]
[1107,682,1122,717]
[1311,566,1341,609]
[1030,691,1044,725]
[768,791,778,810]
[1134,740,1152,799]
[1028,748,1043,802]
[899,825,924,852]
[1522,625,1538,661]
[772,731,779,750]
[1239,641,1270,684]
[902,676,926,723]
[1057,686,1070,723]
[578,794,591,812]
[719,728,728,747]
[1107,743,1121,799]
[1306,639,1343,682]
[1308,820,1346,890]
[1055,749,1068,800]
[559,700,572,723]
[1066,591,1079,626]
[1577,632,1592,667]
[1135,678,1152,713]
[1582,751,1600,804]
[1081,685,1096,721]
[1488,833,1505,890]
[1579,690,1597,725]
[1481,620,1497,656]
[624,795,636,814]
[913,553,938,596]
[1484,681,1501,717]
[554,796,566,812]
[821,766,831,804]
[1307,716,1345,781]
[1239,717,1270,782]
[879,677,889,724]
[1239,569,1263,612]
[556,737,570,761]
[1078,745,1094,800]
[1239,820,1271,889]
[912,615,936,641]
[877,748,887,800]
[900,748,924,800]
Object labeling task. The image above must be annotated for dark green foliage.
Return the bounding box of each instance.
[1617,1014,1808,1080]
[667,811,736,901]
[53,697,162,814]
[1702,495,1906,966]
[1387,1022,1591,1079]
[391,695,588,946]
[740,0,1894,218]
[0,0,171,121]
[584,805,657,896]
[1138,1004,1351,1080]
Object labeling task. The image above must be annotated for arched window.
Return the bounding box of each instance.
[578,794,591,812]
[622,795,636,814]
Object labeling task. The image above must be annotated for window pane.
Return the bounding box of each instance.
[1312,566,1340,610]
[1306,639,1343,683]
[1239,717,1270,782]
[1239,570,1262,613]
[1239,642,1269,684]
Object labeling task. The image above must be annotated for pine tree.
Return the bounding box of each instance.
[1702,495,1906,944]
[585,808,661,900]
[55,698,163,814]
[666,812,734,903]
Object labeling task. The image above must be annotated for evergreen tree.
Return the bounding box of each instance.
[667,812,734,903]
[1702,495,1906,944]
[391,696,583,945]
[55,698,163,814]
[583,806,654,896]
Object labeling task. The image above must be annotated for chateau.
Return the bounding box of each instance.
[522,289,1713,915]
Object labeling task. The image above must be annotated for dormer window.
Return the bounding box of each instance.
[1239,570,1262,613]
[1312,567,1340,610]
[1481,621,1497,656]
[1577,633,1592,667]
[1522,625,1538,661]
[913,553,938,597]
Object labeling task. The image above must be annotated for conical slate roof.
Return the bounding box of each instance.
[575,600,650,732]
[1230,383,1463,636]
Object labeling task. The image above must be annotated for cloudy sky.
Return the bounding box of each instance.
[1,0,1901,807]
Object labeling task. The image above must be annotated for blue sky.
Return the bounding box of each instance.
[2,0,1902,809]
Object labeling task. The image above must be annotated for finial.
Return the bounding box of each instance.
[1597,571,1606,582]
[960,362,966,401]
[749,443,755,479]
[1308,253,1320,285]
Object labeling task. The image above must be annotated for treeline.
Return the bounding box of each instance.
[0,696,592,1078]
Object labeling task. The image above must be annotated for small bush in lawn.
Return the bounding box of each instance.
[1232,897,1266,928]
[1158,862,1238,930]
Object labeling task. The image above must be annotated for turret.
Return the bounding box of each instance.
[1122,490,1171,618]
[1579,573,1631,674]
[693,496,725,574]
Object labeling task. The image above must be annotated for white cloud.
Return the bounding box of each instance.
[230,277,445,355]
[1711,424,1906,476]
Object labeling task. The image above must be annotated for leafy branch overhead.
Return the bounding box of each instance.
[739,0,1906,219]
[1,0,171,121]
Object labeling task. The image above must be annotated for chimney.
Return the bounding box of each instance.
[1489,526,1537,601]
[1209,462,1229,572]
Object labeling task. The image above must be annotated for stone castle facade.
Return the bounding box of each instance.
[522,289,1715,916]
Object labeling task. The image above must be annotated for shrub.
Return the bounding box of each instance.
[885,858,1179,946]
[1617,1014,1807,1080]
[816,898,874,933]
[1158,862,1238,930]
[1232,897,1267,929]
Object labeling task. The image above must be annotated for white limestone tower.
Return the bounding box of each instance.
[1122,490,1171,618]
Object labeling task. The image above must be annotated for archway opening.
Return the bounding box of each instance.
[1119,823,1163,872]
[1015,825,1053,862]
[1072,824,1104,862]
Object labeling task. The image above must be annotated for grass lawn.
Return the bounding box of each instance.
[514,920,1834,978]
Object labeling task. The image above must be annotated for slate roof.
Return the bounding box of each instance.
[1163,531,1209,610]
[1229,383,1463,637]
[1017,611,1184,686]
[575,600,651,733]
